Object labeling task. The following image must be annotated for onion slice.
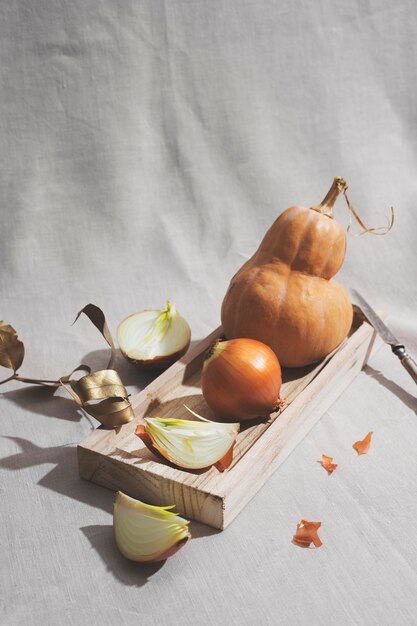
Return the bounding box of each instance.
[117,300,191,369]
[135,409,240,471]
[113,491,191,562]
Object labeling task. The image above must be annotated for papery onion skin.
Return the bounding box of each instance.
[201,338,282,421]
[113,491,191,563]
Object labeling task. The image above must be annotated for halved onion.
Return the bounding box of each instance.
[113,491,191,562]
[136,409,239,470]
[117,300,191,369]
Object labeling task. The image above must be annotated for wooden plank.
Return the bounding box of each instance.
[78,309,382,529]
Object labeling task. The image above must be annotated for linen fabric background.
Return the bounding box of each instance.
[1,1,417,624]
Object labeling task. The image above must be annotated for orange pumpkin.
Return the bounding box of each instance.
[221,178,353,367]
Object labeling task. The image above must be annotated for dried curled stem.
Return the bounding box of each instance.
[312,177,394,235]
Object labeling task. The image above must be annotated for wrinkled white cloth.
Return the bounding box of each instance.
[1,1,417,624]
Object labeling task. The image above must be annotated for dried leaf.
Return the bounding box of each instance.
[74,304,116,369]
[353,431,373,455]
[61,367,133,428]
[67,305,134,427]
[293,520,322,548]
[0,321,24,372]
[321,454,338,474]
[0,305,134,429]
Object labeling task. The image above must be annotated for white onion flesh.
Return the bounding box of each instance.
[113,491,191,562]
[117,301,191,362]
[143,410,239,469]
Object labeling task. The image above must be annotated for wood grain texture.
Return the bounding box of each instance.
[78,308,383,529]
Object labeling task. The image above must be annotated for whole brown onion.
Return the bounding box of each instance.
[201,337,282,421]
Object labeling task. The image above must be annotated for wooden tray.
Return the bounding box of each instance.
[78,307,382,529]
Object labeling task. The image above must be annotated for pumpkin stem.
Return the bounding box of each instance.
[312,177,394,235]
[311,177,348,218]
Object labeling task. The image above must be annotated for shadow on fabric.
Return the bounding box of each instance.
[1,385,84,422]
[364,365,417,412]
[0,437,221,539]
[82,340,202,390]
[80,519,219,586]
[80,524,165,586]
[0,436,114,514]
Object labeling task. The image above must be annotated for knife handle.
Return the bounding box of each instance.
[392,345,417,385]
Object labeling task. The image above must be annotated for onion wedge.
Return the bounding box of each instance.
[113,491,191,563]
[135,409,239,471]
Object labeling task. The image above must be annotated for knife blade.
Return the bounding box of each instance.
[351,289,417,385]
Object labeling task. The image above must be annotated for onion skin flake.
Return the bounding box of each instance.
[353,431,373,455]
[293,520,322,548]
[321,454,338,474]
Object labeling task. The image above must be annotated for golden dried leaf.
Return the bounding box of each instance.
[61,368,134,428]
[0,321,24,372]
[0,305,133,429]
[74,304,116,369]
[68,307,134,427]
